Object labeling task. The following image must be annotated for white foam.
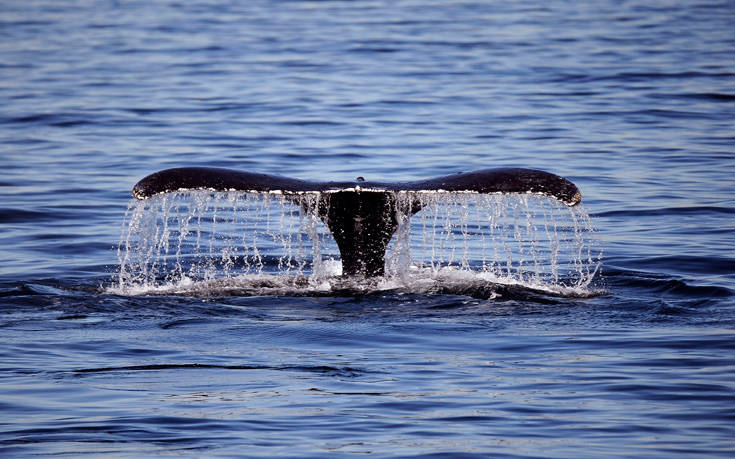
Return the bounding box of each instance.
[105,265,602,298]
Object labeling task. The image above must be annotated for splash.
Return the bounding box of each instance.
[111,191,602,297]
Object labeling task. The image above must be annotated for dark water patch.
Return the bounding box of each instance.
[0,420,232,449]
[277,119,346,126]
[618,257,735,280]
[602,266,732,297]
[604,382,735,402]
[424,296,482,310]
[0,285,41,298]
[649,300,713,317]
[347,45,400,54]
[629,108,720,120]
[564,332,735,352]
[593,207,735,218]
[378,99,438,106]
[3,113,99,127]
[74,363,366,378]
[0,20,54,27]
[159,317,219,329]
[55,314,89,320]
[125,107,183,116]
[0,283,74,298]
[0,208,60,224]
[552,70,735,84]
[199,102,271,112]
[651,92,735,102]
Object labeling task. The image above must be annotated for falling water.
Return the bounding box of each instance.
[113,191,602,297]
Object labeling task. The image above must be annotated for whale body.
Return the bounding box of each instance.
[132,167,581,277]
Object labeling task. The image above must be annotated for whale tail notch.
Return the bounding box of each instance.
[132,167,581,277]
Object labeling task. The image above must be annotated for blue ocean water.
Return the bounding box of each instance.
[1,0,734,457]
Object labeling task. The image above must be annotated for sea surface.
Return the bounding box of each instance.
[2,0,734,457]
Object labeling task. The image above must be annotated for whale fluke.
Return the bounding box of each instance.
[132,167,581,277]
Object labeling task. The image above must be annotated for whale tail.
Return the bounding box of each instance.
[132,167,581,277]
[313,190,422,277]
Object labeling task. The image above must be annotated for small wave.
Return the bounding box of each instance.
[0,283,72,297]
[553,70,735,84]
[602,265,733,298]
[0,208,59,224]
[74,363,365,378]
[620,256,735,281]
[650,92,735,102]
[592,206,735,217]
[4,113,98,127]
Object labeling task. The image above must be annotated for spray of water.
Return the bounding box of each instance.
[112,191,602,297]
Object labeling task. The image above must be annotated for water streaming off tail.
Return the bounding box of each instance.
[114,191,601,296]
